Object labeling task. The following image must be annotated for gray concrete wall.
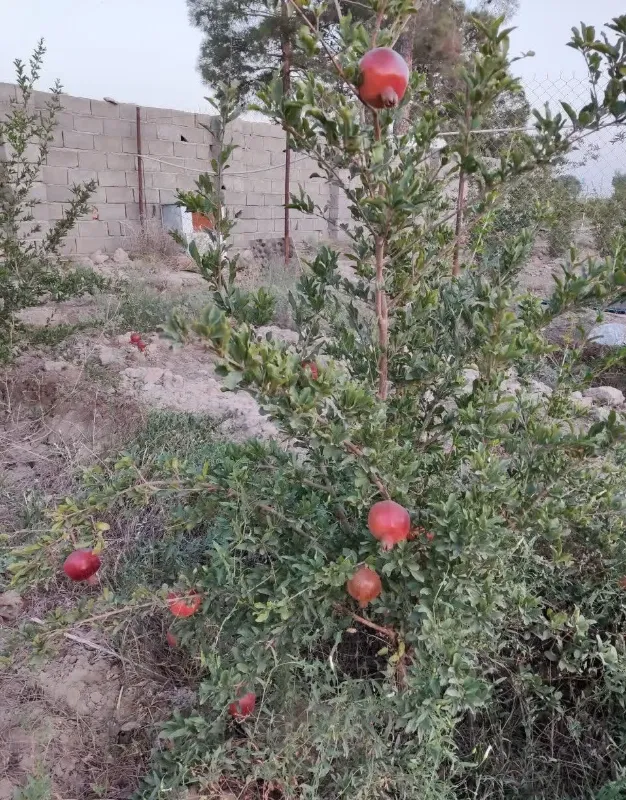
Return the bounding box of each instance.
[0,83,351,254]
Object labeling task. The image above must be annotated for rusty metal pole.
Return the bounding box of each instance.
[136,106,145,229]
[281,0,292,264]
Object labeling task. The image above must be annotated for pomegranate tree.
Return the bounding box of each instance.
[40,4,626,797]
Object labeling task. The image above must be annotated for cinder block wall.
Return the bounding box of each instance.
[0,82,351,254]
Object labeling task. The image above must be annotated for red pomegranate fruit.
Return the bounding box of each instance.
[358,47,409,109]
[130,333,141,344]
[167,590,202,618]
[346,565,382,608]
[368,500,411,550]
[166,630,178,647]
[302,361,319,380]
[63,549,101,582]
[228,691,256,719]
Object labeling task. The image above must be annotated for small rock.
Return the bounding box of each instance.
[571,391,583,400]
[256,325,299,345]
[43,359,73,372]
[529,379,552,397]
[583,386,625,407]
[96,345,126,367]
[500,378,522,394]
[0,590,23,623]
[589,322,626,347]
[460,368,479,394]
[174,254,195,270]
[113,247,130,264]
[92,250,109,265]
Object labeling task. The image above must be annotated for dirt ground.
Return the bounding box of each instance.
[0,234,619,800]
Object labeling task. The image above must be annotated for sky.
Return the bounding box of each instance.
[0,0,623,191]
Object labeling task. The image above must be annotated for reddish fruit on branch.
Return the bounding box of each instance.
[358,47,409,109]
[167,590,202,618]
[368,500,411,550]
[130,333,147,353]
[166,630,178,647]
[228,691,256,719]
[346,565,382,608]
[302,361,319,380]
[63,549,101,582]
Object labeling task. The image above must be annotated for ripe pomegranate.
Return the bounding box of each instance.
[302,361,319,380]
[63,549,101,582]
[346,565,382,608]
[368,500,411,550]
[130,333,141,344]
[167,590,202,618]
[228,691,256,720]
[619,576,626,590]
[358,47,409,109]
[166,630,178,647]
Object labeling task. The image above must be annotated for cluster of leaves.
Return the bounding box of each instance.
[172,82,276,327]
[0,41,98,359]
[15,8,626,800]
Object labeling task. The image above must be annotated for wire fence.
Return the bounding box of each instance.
[521,74,625,198]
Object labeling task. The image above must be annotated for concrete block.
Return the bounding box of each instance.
[246,192,265,206]
[31,203,49,221]
[125,203,140,220]
[78,220,110,237]
[107,221,123,236]
[196,144,211,160]
[149,140,174,156]
[122,137,138,154]
[52,110,75,129]
[33,90,52,109]
[126,171,139,187]
[29,183,47,201]
[60,94,92,115]
[68,168,98,184]
[231,232,250,247]
[50,129,64,147]
[94,135,122,152]
[266,191,285,204]
[182,158,206,173]
[223,191,247,207]
[94,203,126,220]
[149,171,178,190]
[119,103,141,121]
[142,157,161,172]
[89,186,107,203]
[181,127,205,144]
[90,99,121,118]
[176,175,196,191]
[132,187,160,203]
[75,236,113,254]
[104,118,134,137]
[73,115,104,134]
[264,136,286,153]
[241,205,272,219]
[146,107,174,122]
[159,189,178,204]
[174,141,197,158]
[172,112,196,127]
[156,123,181,141]
[107,152,136,170]
[46,148,79,167]
[235,219,258,234]
[63,130,94,150]
[98,171,127,187]
[271,151,287,166]
[78,151,108,170]
[41,165,69,185]
[0,83,17,102]
[250,179,273,194]
[106,186,134,203]
[48,203,67,220]
[60,238,77,255]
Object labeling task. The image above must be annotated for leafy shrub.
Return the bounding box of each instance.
[15,10,626,800]
[588,171,626,256]
[0,41,97,358]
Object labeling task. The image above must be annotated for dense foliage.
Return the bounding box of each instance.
[0,41,101,359]
[16,7,626,800]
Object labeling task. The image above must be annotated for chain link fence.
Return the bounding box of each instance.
[523,74,626,198]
